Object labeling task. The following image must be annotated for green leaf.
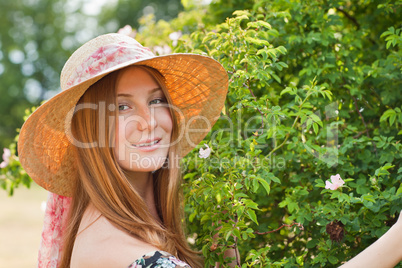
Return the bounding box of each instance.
[315,179,325,188]
[235,192,249,199]
[313,122,319,135]
[255,21,272,29]
[280,87,296,96]
[252,178,259,193]
[257,177,270,195]
[278,62,289,68]
[396,184,402,195]
[233,10,251,18]
[306,239,319,248]
[242,232,248,240]
[276,46,287,55]
[243,199,259,209]
[362,194,376,203]
[257,49,268,60]
[233,228,241,239]
[225,230,233,241]
[271,73,281,83]
[202,244,209,257]
[270,175,281,184]
[189,212,196,222]
[309,113,322,125]
[288,202,299,213]
[390,114,396,126]
[247,209,259,225]
[247,21,272,31]
[380,109,396,122]
[328,256,338,264]
[245,37,270,46]
[200,214,211,223]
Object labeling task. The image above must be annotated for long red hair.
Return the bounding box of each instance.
[59,66,202,267]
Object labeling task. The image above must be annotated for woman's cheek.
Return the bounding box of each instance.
[160,108,173,134]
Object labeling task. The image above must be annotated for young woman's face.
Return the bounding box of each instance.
[114,67,172,172]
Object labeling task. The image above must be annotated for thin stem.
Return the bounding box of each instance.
[350,95,378,156]
[254,222,304,235]
[242,82,265,135]
[353,129,368,139]
[336,7,360,29]
[267,89,313,157]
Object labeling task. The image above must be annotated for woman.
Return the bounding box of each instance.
[18,33,229,267]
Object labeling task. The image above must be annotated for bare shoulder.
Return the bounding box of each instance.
[70,203,159,268]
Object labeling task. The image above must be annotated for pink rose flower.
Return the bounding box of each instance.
[0,148,11,168]
[117,25,136,38]
[325,174,345,190]
[199,144,211,159]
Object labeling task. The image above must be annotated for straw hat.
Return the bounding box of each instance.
[18,33,228,197]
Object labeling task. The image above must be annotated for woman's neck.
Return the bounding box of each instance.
[125,171,160,222]
[125,171,152,197]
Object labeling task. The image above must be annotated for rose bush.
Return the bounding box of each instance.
[135,0,401,267]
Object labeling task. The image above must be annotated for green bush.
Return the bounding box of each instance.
[159,0,402,267]
[2,0,401,267]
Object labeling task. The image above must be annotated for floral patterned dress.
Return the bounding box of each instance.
[127,251,191,268]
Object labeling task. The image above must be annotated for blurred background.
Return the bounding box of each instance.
[0,0,183,266]
[0,0,184,149]
[0,183,47,267]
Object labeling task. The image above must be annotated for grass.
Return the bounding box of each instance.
[0,182,48,267]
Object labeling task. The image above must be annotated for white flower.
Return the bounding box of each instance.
[199,144,211,159]
[153,45,172,55]
[169,31,182,46]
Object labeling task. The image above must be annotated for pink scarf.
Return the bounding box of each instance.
[38,192,72,268]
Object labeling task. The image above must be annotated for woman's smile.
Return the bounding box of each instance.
[130,138,161,152]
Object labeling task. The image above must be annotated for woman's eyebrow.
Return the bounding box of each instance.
[117,87,163,97]
[117,93,132,98]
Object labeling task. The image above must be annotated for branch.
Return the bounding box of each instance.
[353,129,368,139]
[212,205,241,267]
[267,87,314,158]
[242,82,265,135]
[254,222,304,235]
[351,95,378,156]
[336,7,360,29]
[227,70,235,84]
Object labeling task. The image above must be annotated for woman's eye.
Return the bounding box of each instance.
[149,98,166,105]
[118,104,130,111]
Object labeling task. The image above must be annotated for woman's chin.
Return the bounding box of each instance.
[118,154,168,172]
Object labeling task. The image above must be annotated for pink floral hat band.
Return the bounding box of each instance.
[66,41,154,89]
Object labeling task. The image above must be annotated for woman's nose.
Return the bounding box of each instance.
[136,106,157,131]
